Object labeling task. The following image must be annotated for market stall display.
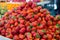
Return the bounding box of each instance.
[0,2,60,40]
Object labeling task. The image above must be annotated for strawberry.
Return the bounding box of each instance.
[13,35,19,40]
[19,27,25,34]
[57,21,60,24]
[32,21,37,27]
[19,24,25,28]
[30,18,35,22]
[19,34,24,39]
[1,29,6,36]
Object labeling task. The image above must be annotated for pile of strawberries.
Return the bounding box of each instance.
[0,1,60,40]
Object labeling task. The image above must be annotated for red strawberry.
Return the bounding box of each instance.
[57,21,60,24]
[9,19,14,24]
[32,21,37,26]
[1,29,6,36]
[37,6,42,10]
[19,34,24,39]
[37,18,41,23]
[25,21,30,26]
[6,33,13,39]
[41,38,46,40]
[11,28,17,35]
[32,27,36,31]
[19,27,25,33]
[47,34,52,39]
[28,1,33,6]
[33,8,38,13]
[30,18,35,22]
[15,26,20,32]
[14,22,18,26]
[20,20,25,24]
[19,24,25,28]
[13,35,19,40]
[34,15,39,19]
[31,3,37,8]
[26,15,32,19]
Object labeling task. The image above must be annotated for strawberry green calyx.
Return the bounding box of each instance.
[38,23,41,26]
[41,29,46,33]
[12,16,16,19]
[56,30,59,33]
[36,33,40,38]
[57,16,60,20]
[56,24,60,28]
[30,25,33,29]
[14,8,17,11]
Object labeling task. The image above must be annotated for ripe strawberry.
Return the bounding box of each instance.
[11,28,17,35]
[26,15,32,20]
[34,15,39,19]
[26,26,31,32]
[6,28,12,33]
[27,1,33,6]
[37,6,42,10]
[19,34,24,39]
[14,22,18,26]
[15,26,20,33]
[32,21,37,27]
[33,8,38,13]
[25,21,30,26]
[25,32,32,39]
[5,23,10,28]
[47,34,52,39]
[23,38,27,40]
[9,19,14,24]
[13,35,19,40]
[1,29,6,36]
[34,38,40,40]
[47,21,52,26]
[0,27,2,33]
[57,21,60,24]
[31,3,37,8]
[19,27,25,34]
[20,20,25,24]
[52,21,56,25]
[32,27,36,31]
[42,35,47,39]
[0,20,4,26]
[19,24,25,28]
[41,38,46,40]
[37,18,41,23]
[6,33,13,39]
[37,25,44,29]
[30,18,35,22]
